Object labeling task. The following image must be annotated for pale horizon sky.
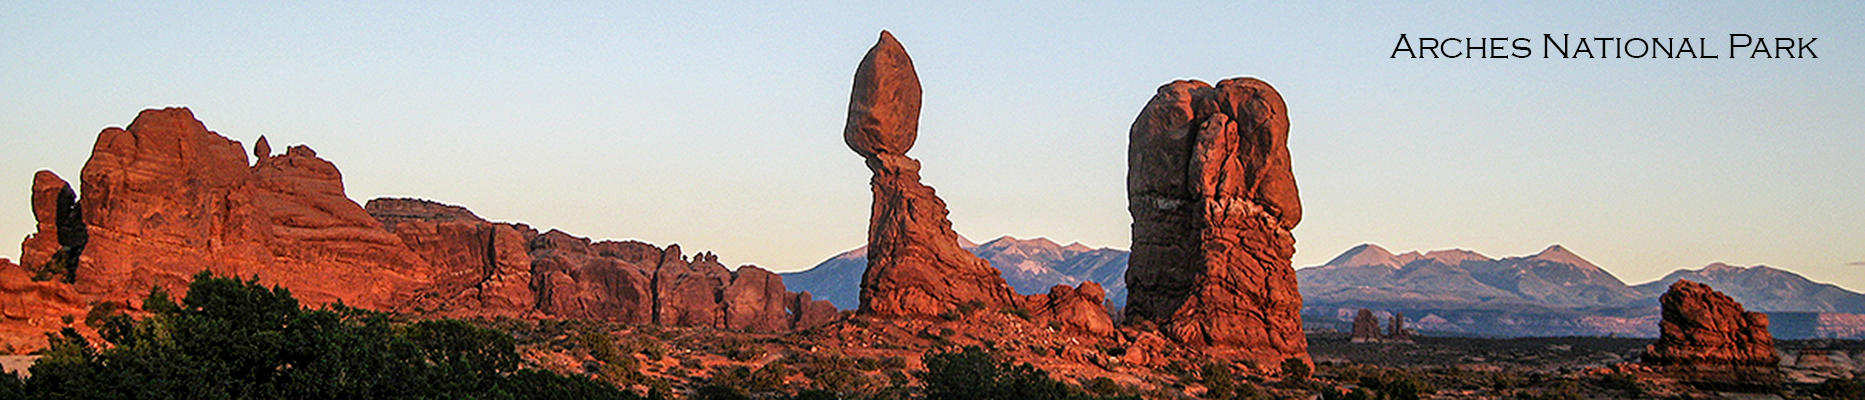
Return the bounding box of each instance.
[2,2,1860,291]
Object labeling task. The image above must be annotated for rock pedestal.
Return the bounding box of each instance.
[846,31,1018,318]
[1125,78,1306,364]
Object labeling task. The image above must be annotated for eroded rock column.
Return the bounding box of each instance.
[1126,78,1306,364]
[846,31,1016,318]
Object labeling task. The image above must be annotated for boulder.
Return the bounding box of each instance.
[845,31,1017,318]
[1125,78,1306,364]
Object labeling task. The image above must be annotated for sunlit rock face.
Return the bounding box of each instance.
[1644,279,1779,367]
[74,107,434,310]
[1125,77,1307,364]
[845,31,1019,318]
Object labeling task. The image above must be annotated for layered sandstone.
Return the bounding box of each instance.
[365,198,537,318]
[1643,280,1779,367]
[72,108,432,309]
[0,259,86,352]
[845,31,1018,318]
[1125,78,1306,363]
[2,108,828,353]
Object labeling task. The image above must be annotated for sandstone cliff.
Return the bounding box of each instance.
[2,108,835,353]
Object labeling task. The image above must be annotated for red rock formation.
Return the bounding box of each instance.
[1643,280,1779,367]
[1351,309,1380,343]
[1125,78,1306,364]
[1388,311,1413,342]
[0,259,86,353]
[1025,282,1116,336]
[20,170,84,282]
[73,108,432,309]
[845,31,1016,318]
[366,198,536,318]
[789,291,839,330]
[654,249,731,327]
[527,230,658,323]
[723,265,792,332]
[2,107,828,346]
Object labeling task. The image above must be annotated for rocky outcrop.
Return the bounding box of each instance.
[1388,312,1413,342]
[527,230,658,323]
[1,108,831,353]
[1022,282,1116,336]
[365,198,537,318]
[1351,309,1381,342]
[845,31,1017,318]
[723,265,792,332]
[20,171,85,283]
[788,291,839,330]
[0,259,86,352]
[70,108,432,309]
[1643,280,1779,367]
[1125,78,1306,363]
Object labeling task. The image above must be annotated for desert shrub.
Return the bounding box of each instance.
[920,346,1134,400]
[1816,378,1865,399]
[1282,357,1312,383]
[18,271,637,400]
[1001,307,1033,320]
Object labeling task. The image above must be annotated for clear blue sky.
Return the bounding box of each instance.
[2,2,1860,290]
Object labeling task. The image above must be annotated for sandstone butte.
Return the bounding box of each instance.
[843,31,1112,336]
[1643,279,1780,368]
[1125,77,1307,365]
[0,108,834,353]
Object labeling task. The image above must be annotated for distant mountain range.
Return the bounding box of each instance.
[781,239,1865,339]
[780,236,1128,310]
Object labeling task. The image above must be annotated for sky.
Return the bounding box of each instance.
[1,2,1860,291]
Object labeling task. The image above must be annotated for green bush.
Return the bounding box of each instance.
[17,271,639,400]
[1817,378,1865,399]
[919,346,1135,400]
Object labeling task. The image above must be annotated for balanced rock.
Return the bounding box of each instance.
[1643,279,1779,367]
[1125,78,1306,364]
[846,31,1017,318]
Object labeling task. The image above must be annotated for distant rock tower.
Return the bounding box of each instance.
[844,31,1017,318]
[1125,77,1306,364]
[1387,312,1413,342]
[1351,309,1381,343]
